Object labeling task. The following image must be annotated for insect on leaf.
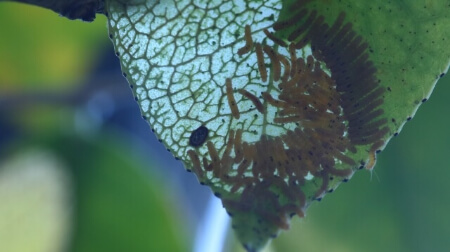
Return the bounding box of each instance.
[106,0,450,250]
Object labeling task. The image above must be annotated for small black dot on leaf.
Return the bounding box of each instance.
[189,125,209,147]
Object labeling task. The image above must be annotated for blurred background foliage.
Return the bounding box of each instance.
[0,2,449,252]
[0,2,105,88]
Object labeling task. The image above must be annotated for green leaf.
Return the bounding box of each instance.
[0,133,189,252]
[0,2,108,86]
[105,0,449,250]
[0,150,72,252]
[41,133,190,252]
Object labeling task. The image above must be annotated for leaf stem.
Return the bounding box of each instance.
[1,0,105,21]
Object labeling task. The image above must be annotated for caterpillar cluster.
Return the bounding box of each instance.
[189,46,355,232]
[272,6,389,145]
[187,0,388,237]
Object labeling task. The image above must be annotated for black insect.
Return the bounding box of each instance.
[189,125,209,147]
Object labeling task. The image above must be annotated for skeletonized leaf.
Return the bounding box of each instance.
[106,0,450,250]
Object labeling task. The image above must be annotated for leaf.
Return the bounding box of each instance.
[0,3,108,87]
[105,0,450,250]
[0,150,72,252]
[39,133,190,252]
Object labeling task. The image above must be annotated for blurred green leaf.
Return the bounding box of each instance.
[44,133,190,252]
[0,2,109,87]
[0,150,72,252]
[1,2,189,252]
[0,131,190,252]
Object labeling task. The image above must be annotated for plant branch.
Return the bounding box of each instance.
[2,0,105,22]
